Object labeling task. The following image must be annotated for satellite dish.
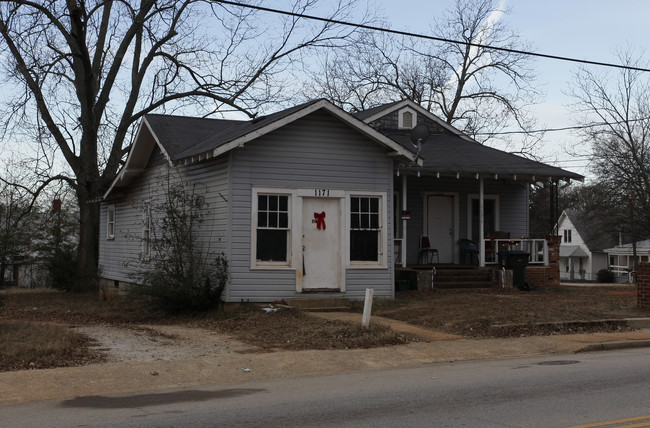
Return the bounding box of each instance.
[410,124,430,145]
[409,124,429,166]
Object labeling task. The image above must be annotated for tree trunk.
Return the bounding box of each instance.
[77,192,100,291]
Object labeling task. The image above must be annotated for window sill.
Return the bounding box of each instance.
[251,263,294,270]
[348,263,387,269]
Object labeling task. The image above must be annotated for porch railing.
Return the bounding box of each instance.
[609,264,635,282]
[482,238,548,266]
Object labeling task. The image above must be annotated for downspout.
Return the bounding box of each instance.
[401,174,407,268]
[479,177,485,267]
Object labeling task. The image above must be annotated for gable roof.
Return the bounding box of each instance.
[354,99,474,141]
[604,238,650,254]
[357,99,583,182]
[149,99,416,164]
[558,209,619,252]
[105,99,417,199]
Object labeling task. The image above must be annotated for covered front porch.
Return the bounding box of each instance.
[394,234,561,292]
[393,172,556,269]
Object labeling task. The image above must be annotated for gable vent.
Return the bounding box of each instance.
[398,107,417,129]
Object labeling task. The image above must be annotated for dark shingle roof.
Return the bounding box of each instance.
[353,100,403,120]
[145,99,323,161]
[388,132,583,180]
[353,100,583,181]
[143,98,582,181]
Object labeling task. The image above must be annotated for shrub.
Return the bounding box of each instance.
[131,183,228,312]
[596,269,615,283]
[46,245,81,291]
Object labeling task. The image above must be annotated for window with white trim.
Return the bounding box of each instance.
[142,204,151,259]
[106,204,115,240]
[564,229,572,243]
[255,194,290,263]
[350,196,382,262]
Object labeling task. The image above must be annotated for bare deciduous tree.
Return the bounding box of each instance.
[569,50,650,238]
[308,0,541,155]
[0,0,360,286]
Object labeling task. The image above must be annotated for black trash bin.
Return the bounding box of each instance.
[498,250,531,290]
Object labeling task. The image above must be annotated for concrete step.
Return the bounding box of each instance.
[284,297,351,311]
[435,274,493,282]
[397,268,496,291]
[433,281,494,289]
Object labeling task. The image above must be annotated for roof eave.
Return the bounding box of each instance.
[172,99,417,166]
[103,117,174,200]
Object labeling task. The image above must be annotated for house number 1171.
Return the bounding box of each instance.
[314,189,330,197]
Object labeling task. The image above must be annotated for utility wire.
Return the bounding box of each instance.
[476,115,650,136]
[215,0,650,73]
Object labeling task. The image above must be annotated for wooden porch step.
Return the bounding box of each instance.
[284,297,351,311]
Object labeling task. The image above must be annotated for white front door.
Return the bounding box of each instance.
[427,195,455,263]
[301,197,341,290]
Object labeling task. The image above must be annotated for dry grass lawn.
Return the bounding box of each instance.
[368,286,648,338]
[0,320,103,371]
[0,285,648,372]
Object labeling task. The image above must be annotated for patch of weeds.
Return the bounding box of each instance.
[0,320,103,371]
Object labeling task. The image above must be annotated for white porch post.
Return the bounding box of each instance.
[478,177,485,267]
[401,174,407,267]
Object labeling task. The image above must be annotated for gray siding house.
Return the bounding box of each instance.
[99,99,582,302]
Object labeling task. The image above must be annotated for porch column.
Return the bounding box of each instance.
[401,174,407,268]
[479,177,485,267]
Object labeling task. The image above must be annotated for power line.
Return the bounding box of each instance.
[215,0,650,73]
[475,116,650,136]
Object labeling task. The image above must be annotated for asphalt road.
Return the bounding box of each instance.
[2,348,650,427]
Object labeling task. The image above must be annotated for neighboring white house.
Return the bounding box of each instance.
[557,209,617,281]
[604,238,650,282]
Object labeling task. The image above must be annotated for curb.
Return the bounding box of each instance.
[576,339,650,353]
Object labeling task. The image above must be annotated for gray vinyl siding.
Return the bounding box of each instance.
[397,176,529,264]
[227,110,394,302]
[98,155,230,285]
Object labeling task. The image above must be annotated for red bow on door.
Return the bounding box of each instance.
[314,211,326,230]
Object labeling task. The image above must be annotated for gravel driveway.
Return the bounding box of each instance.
[73,324,259,363]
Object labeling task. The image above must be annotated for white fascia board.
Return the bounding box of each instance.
[103,117,173,200]
[174,99,418,165]
[361,99,475,142]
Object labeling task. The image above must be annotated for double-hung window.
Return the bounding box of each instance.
[350,196,381,262]
[564,229,572,243]
[106,205,115,240]
[256,194,290,264]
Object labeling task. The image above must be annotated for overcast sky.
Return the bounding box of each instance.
[372,0,650,181]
